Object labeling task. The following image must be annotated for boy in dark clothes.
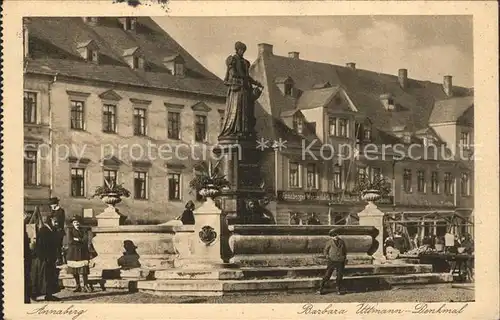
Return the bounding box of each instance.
[317,229,347,295]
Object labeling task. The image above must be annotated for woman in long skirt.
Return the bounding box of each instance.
[66,216,93,292]
[30,207,61,301]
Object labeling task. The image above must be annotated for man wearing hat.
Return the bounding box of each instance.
[317,229,348,295]
[49,197,66,265]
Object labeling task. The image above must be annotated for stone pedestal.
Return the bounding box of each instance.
[215,137,266,225]
[358,201,385,261]
[96,206,121,227]
[175,197,226,268]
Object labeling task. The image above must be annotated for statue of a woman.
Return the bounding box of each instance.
[219,41,264,139]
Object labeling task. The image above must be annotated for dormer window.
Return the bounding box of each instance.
[174,62,185,76]
[123,47,144,70]
[275,76,295,97]
[403,132,412,144]
[77,40,99,64]
[380,93,395,111]
[293,113,304,134]
[163,54,186,77]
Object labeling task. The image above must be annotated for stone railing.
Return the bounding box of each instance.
[227,225,379,267]
[91,225,194,270]
[276,190,393,205]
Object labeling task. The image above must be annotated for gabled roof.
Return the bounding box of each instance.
[429,96,474,124]
[296,86,341,110]
[122,47,142,57]
[25,17,225,97]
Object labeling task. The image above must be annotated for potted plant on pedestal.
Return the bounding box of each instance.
[189,160,231,203]
[353,175,392,204]
[92,180,131,226]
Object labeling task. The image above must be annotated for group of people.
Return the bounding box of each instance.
[289,212,321,225]
[24,197,97,303]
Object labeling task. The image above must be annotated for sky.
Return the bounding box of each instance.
[154,15,473,87]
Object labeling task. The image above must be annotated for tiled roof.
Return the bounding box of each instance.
[429,96,474,124]
[253,53,473,139]
[25,17,226,97]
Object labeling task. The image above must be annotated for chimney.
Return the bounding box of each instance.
[398,68,408,89]
[258,43,273,56]
[288,51,300,59]
[346,62,356,70]
[443,75,453,97]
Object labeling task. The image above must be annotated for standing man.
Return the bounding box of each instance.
[49,197,66,265]
[317,229,347,295]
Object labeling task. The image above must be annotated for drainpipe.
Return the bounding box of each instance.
[48,73,58,196]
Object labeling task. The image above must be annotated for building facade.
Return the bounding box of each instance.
[23,17,226,222]
[249,44,474,232]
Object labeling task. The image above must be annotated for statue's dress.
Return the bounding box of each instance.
[220,54,260,138]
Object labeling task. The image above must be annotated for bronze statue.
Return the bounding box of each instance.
[219,41,264,139]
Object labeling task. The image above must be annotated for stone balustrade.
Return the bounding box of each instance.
[91,225,194,270]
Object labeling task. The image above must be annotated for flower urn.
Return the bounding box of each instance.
[361,189,382,202]
[199,184,221,200]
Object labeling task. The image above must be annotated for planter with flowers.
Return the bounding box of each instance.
[93,180,131,227]
[189,160,231,204]
[353,175,392,204]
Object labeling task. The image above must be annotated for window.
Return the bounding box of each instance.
[102,105,116,133]
[338,119,348,137]
[355,123,362,141]
[431,171,439,193]
[133,56,139,69]
[195,115,207,142]
[289,162,300,188]
[70,100,85,130]
[174,63,184,76]
[219,111,225,131]
[293,114,303,134]
[460,132,470,149]
[103,169,117,186]
[167,112,180,140]
[168,173,181,200]
[133,108,147,135]
[417,170,425,192]
[444,172,454,195]
[461,172,470,196]
[71,168,85,197]
[24,91,37,124]
[403,169,412,192]
[134,171,148,199]
[87,49,94,61]
[24,150,37,185]
[364,127,372,141]
[332,165,342,190]
[284,83,293,96]
[306,164,317,189]
[329,117,337,136]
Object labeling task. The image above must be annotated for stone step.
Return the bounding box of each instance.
[59,278,137,292]
[153,263,433,280]
[137,272,453,296]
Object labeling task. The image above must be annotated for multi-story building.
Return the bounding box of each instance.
[23,17,226,222]
[249,44,474,235]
